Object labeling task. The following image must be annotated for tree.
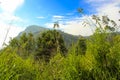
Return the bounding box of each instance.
[75,37,86,55]
[35,30,67,62]
[9,32,36,58]
[53,21,59,29]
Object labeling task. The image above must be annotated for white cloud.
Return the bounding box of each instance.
[51,15,65,23]
[86,0,120,4]
[0,0,24,25]
[0,12,23,23]
[60,20,93,36]
[36,16,45,19]
[87,0,106,3]
[0,0,24,20]
[45,16,94,36]
[46,1,120,36]
[0,0,24,26]
[0,0,25,48]
[85,0,120,28]
[0,0,24,13]
[45,23,53,29]
[53,15,64,19]
[46,0,120,36]
[0,23,25,49]
[96,3,120,25]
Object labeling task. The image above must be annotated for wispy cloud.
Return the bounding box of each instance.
[0,0,24,23]
[86,0,120,4]
[45,0,120,36]
[66,12,74,16]
[45,16,94,36]
[0,13,23,23]
[60,18,93,36]
[86,0,120,25]
[87,0,107,3]
[0,0,24,21]
[0,0,24,13]
[51,15,65,22]
[36,16,45,19]
[0,0,25,48]
[0,23,25,48]
[96,3,120,25]
[53,15,64,19]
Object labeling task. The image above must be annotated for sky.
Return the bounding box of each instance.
[0,0,120,48]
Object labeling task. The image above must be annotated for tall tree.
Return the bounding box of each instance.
[35,30,67,62]
[75,37,86,55]
[9,32,36,58]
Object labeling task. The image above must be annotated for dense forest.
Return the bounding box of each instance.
[0,12,120,80]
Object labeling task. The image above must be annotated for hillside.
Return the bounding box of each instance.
[18,25,79,48]
[18,25,48,37]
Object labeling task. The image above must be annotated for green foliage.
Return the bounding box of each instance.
[0,48,40,80]
[18,25,79,48]
[35,30,67,61]
[86,30,120,80]
[9,32,36,58]
[75,37,87,55]
[1,22,120,79]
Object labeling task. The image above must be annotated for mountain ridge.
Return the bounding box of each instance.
[18,25,79,47]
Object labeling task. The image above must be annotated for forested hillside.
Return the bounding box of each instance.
[18,25,79,48]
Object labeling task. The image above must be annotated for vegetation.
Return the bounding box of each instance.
[35,30,67,61]
[0,10,120,80]
[18,25,79,48]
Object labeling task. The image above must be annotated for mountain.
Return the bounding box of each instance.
[18,25,79,48]
[58,30,79,47]
[18,25,48,37]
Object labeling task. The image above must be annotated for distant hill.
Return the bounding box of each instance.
[18,25,48,37]
[18,25,79,48]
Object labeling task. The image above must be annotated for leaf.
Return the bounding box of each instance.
[77,8,83,13]
[111,20,117,27]
[53,21,59,28]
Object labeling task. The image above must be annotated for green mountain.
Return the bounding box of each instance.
[18,25,79,48]
[18,25,48,36]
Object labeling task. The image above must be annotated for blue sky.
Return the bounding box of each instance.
[15,0,93,26]
[0,0,120,48]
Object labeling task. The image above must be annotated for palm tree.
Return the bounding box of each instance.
[53,21,59,29]
[77,8,83,14]
[77,8,96,32]
[119,11,120,21]
[53,21,60,53]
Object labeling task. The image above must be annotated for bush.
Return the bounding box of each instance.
[0,48,40,80]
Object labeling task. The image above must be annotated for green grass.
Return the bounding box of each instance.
[0,31,120,80]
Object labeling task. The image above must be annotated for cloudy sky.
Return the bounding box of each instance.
[0,0,120,48]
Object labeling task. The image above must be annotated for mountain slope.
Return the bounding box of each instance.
[18,25,79,48]
[18,25,48,36]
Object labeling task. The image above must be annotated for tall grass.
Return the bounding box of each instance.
[0,48,41,80]
[0,31,120,80]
